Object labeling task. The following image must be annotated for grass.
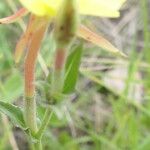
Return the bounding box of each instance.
[0,0,150,150]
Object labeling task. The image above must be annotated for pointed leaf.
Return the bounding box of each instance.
[63,44,83,93]
[0,101,26,129]
[77,25,127,58]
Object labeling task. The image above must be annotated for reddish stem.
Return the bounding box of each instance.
[24,19,47,97]
[0,8,28,24]
[15,15,37,63]
[54,48,66,70]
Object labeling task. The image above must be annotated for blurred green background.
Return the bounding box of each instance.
[0,0,150,150]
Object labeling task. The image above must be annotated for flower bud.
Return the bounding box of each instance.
[54,0,79,48]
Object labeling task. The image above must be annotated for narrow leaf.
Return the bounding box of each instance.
[77,25,127,58]
[63,44,83,93]
[0,101,26,129]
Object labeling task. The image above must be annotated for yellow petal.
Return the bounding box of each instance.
[19,0,56,16]
[79,0,126,17]
[19,0,126,17]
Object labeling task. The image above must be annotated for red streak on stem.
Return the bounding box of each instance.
[15,15,39,63]
[24,21,47,97]
[54,49,66,70]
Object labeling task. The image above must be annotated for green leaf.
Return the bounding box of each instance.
[0,101,26,129]
[138,137,150,150]
[63,44,83,94]
[0,72,23,103]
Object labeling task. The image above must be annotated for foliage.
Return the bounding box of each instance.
[0,0,150,150]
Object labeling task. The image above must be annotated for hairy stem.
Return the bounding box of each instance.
[33,141,42,150]
[24,97,37,134]
[24,16,47,136]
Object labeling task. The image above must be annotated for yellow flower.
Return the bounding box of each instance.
[0,0,127,100]
[19,0,126,17]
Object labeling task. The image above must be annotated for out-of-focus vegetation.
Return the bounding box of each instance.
[0,0,150,150]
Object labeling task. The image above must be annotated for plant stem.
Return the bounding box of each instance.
[36,107,52,139]
[24,16,48,136]
[24,97,38,135]
[51,48,67,94]
[33,141,42,150]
